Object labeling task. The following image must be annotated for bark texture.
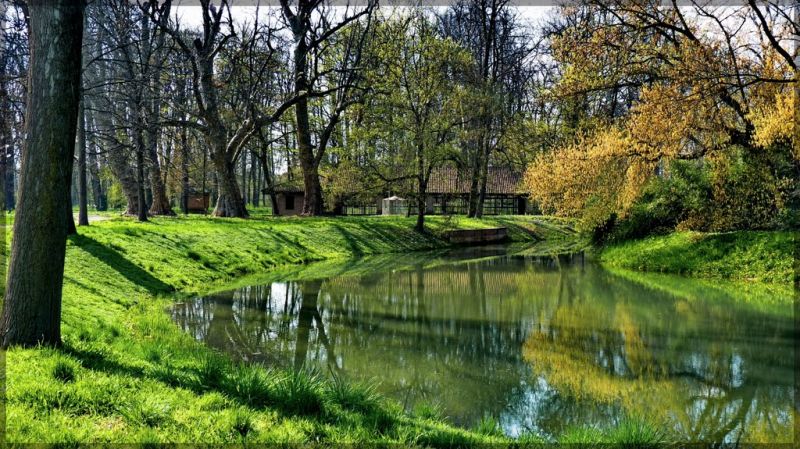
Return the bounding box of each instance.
[1,0,84,347]
[77,99,89,226]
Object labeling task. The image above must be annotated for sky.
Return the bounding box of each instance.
[172,4,554,30]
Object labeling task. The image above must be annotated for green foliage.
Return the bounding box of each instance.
[606,150,796,243]
[355,13,473,226]
[606,160,710,242]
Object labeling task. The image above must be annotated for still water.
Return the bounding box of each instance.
[171,247,794,443]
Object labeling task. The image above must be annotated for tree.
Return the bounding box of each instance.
[361,13,470,232]
[147,0,306,218]
[0,0,84,347]
[525,1,797,233]
[439,0,533,217]
[280,0,376,216]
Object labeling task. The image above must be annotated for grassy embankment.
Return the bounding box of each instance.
[8,213,661,446]
[599,230,795,285]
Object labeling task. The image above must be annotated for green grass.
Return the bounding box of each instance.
[6,213,602,445]
[599,230,795,284]
[559,419,664,448]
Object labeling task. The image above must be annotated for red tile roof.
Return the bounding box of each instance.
[427,167,523,195]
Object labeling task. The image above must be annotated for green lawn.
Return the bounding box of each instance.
[599,230,796,284]
[7,214,634,446]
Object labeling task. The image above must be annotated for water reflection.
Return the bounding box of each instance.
[171,252,794,443]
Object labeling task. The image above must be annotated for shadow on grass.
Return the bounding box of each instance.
[331,224,369,256]
[69,234,173,295]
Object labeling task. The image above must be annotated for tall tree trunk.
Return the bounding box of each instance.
[415,145,427,233]
[146,130,173,215]
[0,78,7,212]
[96,81,138,214]
[255,135,280,216]
[77,99,89,226]
[0,5,7,213]
[240,150,248,206]
[180,126,189,214]
[106,146,139,214]
[251,152,260,207]
[467,142,481,217]
[1,0,84,347]
[291,26,323,216]
[194,49,247,217]
[5,133,14,210]
[135,134,148,222]
[476,135,490,218]
[210,138,248,218]
[85,109,106,211]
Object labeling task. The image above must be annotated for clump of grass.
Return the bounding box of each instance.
[515,431,546,446]
[324,373,381,413]
[607,419,665,448]
[147,363,189,388]
[473,415,504,437]
[119,398,171,428]
[270,369,325,416]
[224,364,272,407]
[413,401,445,421]
[196,354,229,391]
[52,359,77,383]
[558,419,665,447]
[230,407,256,439]
[414,425,479,448]
[558,426,605,446]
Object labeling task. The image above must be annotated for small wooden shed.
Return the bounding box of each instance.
[274,186,304,216]
[186,192,210,214]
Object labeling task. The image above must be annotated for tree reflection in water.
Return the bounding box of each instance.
[171,252,793,443]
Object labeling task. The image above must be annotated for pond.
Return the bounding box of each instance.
[171,246,794,444]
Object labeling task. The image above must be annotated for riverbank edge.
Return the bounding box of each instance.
[8,214,617,446]
[597,230,796,285]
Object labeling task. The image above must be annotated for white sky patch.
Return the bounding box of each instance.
[172,4,553,30]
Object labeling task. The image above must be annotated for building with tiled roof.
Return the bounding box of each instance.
[423,166,528,215]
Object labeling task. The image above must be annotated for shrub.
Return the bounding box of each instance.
[607,160,710,243]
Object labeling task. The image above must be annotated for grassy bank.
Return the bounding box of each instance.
[6,214,614,445]
[599,230,795,284]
